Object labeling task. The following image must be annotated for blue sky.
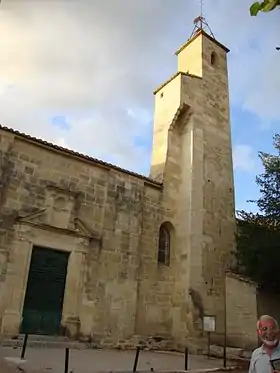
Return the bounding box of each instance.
[231,106,273,213]
[0,0,279,213]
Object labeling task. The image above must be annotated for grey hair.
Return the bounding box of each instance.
[257,315,279,329]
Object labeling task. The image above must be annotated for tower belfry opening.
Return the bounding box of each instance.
[189,15,215,40]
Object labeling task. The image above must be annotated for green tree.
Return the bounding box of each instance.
[250,0,280,16]
[235,212,280,292]
[255,134,280,219]
[234,134,280,292]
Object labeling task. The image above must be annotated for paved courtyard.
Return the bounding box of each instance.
[0,346,235,373]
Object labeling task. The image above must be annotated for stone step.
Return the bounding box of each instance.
[2,335,88,349]
[11,334,69,342]
[3,339,88,349]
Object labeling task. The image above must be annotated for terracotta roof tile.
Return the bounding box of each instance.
[0,124,162,188]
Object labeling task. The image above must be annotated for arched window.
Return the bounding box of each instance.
[157,223,171,266]
[210,51,218,67]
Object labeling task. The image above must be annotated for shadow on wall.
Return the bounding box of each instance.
[257,291,280,326]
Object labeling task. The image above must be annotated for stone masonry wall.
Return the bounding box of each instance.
[179,33,236,337]
[150,73,182,181]
[0,129,175,345]
[200,34,236,334]
[149,31,236,347]
[226,274,258,349]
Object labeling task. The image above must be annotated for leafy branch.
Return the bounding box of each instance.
[234,134,280,292]
[250,0,280,16]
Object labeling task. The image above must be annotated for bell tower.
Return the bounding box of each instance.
[150,16,231,181]
[150,17,236,341]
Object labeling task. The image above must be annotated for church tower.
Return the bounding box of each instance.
[150,17,236,341]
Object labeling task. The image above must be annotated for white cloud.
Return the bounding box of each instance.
[233,145,258,173]
[0,0,279,174]
[56,137,69,149]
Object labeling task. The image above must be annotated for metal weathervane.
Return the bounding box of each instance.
[200,0,204,19]
[189,0,215,40]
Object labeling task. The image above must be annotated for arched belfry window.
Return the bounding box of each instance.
[157,223,171,266]
[210,51,218,67]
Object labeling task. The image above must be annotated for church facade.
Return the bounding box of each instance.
[0,27,236,350]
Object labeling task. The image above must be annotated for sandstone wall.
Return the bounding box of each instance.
[150,73,182,181]
[0,129,175,344]
[171,32,236,340]
[200,35,235,335]
[226,274,258,349]
[149,31,236,345]
[211,274,280,351]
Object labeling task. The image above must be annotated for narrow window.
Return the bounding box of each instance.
[210,51,218,67]
[157,223,171,266]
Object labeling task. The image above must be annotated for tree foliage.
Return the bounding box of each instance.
[235,211,280,292]
[250,0,280,16]
[234,134,280,292]
[255,135,280,219]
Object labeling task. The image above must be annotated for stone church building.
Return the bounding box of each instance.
[0,23,237,350]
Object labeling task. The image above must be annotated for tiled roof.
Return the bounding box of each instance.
[236,216,280,230]
[226,271,257,286]
[0,124,162,188]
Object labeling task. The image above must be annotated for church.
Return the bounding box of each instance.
[0,18,238,350]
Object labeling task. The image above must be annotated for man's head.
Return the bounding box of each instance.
[257,315,280,348]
